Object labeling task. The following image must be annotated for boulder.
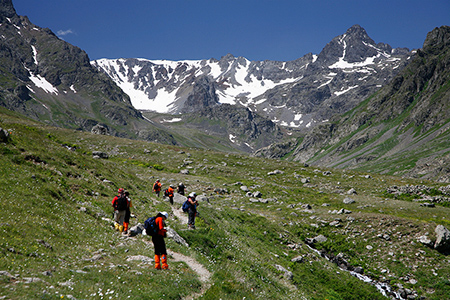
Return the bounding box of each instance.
[240,185,249,192]
[167,228,189,247]
[91,124,109,135]
[347,188,357,195]
[343,197,355,204]
[196,194,209,203]
[306,234,327,245]
[434,225,450,252]
[417,235,433,247]
[291,256,304,263]
[129,223,145,236]
[92,151,108,159]
[173,193,187,204]
[274,264,293,280]
[268,170,284,175]
[253,191,262,198]
[0,128,10,143]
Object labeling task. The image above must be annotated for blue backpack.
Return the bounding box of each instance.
[182,200,190,212]
[144,216,158,236]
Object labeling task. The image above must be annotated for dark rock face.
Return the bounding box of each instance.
[182,104,283,151]
[181,76,219,113]
[0,0,16,19]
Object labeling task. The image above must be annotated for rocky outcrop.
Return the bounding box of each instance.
[0,128,10,142]
[434,225,450,253]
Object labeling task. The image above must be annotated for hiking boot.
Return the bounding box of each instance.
[161,255,169,269]
[154,255,161,270]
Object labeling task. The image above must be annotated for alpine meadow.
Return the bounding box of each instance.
[2,0,450,299]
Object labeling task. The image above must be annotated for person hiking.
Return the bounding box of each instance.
[123,190,133,235]
[151,211,169,269]
[187,192,198,230]
[153,179,162,197]
[111,188,127,232]
[167,185,175,205]
[177,182,185,195]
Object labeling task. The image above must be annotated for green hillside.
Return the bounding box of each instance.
[1,107,450,300]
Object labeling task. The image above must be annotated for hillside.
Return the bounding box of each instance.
[276,26,450,182]
[2,107,450,299]
[0,0,183,145]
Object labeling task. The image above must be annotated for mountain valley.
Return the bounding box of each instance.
[1,0,450,298]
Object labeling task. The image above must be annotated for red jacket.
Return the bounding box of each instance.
[155,216,167,236]
[111,195,120,207]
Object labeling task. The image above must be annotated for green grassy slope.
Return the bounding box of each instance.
[1,107,450,299]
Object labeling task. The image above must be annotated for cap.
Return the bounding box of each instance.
[189,192,197,197]
[118,188,124,193]
[161,211,169,219]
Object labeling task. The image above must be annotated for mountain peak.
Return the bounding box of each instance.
[315,25,385,65]
[346,24,365,34]
[0,0,16,19]
[423,25,450,52]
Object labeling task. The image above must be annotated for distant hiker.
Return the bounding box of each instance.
[153,179,162,197]
[151,211,169,270]
[177,182,185,195]
[187,192,199,230]
[167,185,175,205]
[123,190,133,235]
[112,188,127,232]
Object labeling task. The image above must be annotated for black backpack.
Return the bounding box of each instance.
[144,216,158,236]
[164,189,169,197]
[115,194,128,211]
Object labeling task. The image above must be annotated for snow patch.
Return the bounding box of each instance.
[334,85,358,96]
[31,45,38,65]
[27,68,58,95]
[162,118,182,123]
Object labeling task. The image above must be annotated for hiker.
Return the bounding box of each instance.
[153,179,162,197]
[187,192,199,229]
[152,211,169,269]
[167,185,175,205]
[123,190,133,235]
[177,182,185,195]
[111,188,127,232]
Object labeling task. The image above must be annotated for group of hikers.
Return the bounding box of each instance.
[111,180,199,270]
[152,179,186,205]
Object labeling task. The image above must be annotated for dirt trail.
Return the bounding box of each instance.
[168,250,211,283]
[169,206,211,299]
[172,206,188,225]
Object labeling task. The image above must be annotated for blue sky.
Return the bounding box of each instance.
[13,0,450,62]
